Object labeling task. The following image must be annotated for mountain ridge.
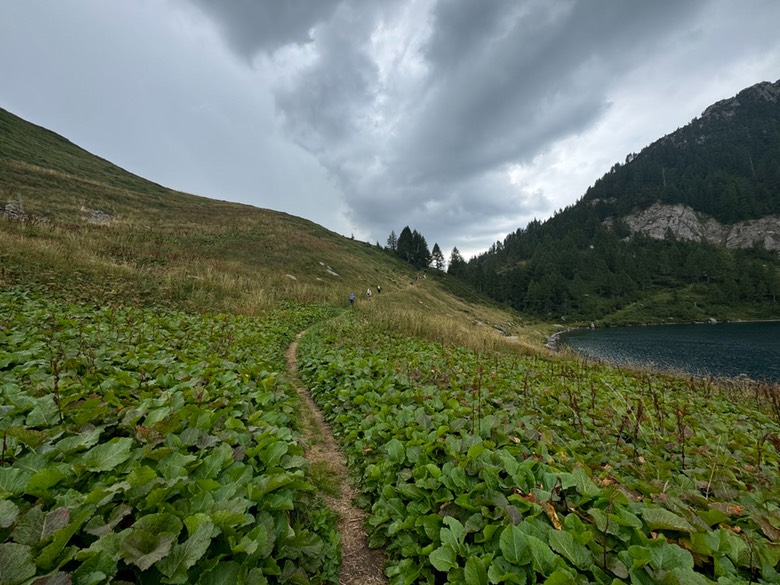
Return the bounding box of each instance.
[455,79,780,323]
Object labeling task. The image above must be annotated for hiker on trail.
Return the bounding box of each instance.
[349,291,355,306]
[366,287,373,300]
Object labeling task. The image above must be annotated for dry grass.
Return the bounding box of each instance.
[356,278,549,355]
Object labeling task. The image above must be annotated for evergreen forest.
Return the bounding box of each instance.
[451,81,780,324]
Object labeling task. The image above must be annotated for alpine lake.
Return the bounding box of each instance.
[560,320,780,383]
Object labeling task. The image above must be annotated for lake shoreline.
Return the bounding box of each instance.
[555,320,780,384]
[546,318,780,350]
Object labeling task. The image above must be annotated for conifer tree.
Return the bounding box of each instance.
[386,230,398,251]
[448,247,465,276]
[431,243,445,270]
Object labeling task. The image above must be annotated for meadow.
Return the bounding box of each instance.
[298,311,780,584]
[0,289,338,584]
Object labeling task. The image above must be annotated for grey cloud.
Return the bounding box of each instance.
[254,0,717,252]
[394,0,709,184]
[185,0,342,56]
[274,3,381,154]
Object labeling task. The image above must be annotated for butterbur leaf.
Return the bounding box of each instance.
[25,396,60,427]
[641,508,694,533]
[0,543,37,585]
[195,444,233,479]
[126,465,158,489]
[500,524,530,565]
[119,529,177,571]
[133,512,183,537]
[0,468,32,496]
[0,499,20,528]
[487,556,528,584]
[572,466,601,498]
[84,504,132,537]
[12,505,45,546]
[386,439,405,464]
[157,514,216,582]
[666,567,712,585]
[429,545,457,572]
[260,442,288,468]
[698,508,729,527]
[42,508,70,538]
[465,556,488,585]
[54,426,103,455]
[80,437,134,472]
[548,529,592,570]
[648,539,694,572]
[71,549,118,585]
[36,508,93,571]
[441,516,466,551]
[526,533,561,576]
[199,560,241,585]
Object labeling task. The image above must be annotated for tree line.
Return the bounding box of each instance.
[443,81,780,321]
[385,226,446,270]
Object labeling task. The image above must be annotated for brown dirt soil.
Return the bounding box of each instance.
[286,333,388,585]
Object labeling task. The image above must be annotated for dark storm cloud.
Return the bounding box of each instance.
[396,0,709,184]
[273,3,382,155]
[185,0,341,55]
[192,0,715,254]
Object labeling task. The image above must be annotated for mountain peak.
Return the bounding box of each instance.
[701,79,780,120]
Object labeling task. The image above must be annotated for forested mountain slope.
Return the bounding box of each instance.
[454,80,780,324]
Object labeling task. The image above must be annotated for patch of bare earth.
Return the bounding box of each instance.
[286,334,387,585]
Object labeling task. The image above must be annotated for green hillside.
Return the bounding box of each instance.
[454,81,780,325]
[0,106,527,343]
[2,107,780,584]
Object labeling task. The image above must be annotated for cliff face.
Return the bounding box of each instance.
[620,203,780,253]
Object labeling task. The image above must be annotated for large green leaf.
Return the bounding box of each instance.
[119,529,177,571]
[648,539,694,572]
[500,524,530,566]
[429,545,457,572]
[0,499,20,528]
[36,507,93,571]
[386,438,405,464]
[25,465,68,496]
[548,529,592,570]
[80,437,134,472]
[0,468,32,497]
[641,508,695,533]
[526,533,562,577]
[157,514,217,582]
[0,543,37,585]
[54,426,103,455]
[11,505,45,546]
[465,555,488,585]
[199,560,241,585]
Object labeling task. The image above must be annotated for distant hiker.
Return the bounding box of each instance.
[377,285,382,294]
[366,287,373,300]
[349,291,355,306]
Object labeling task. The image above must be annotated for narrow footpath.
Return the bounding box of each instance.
[286,333,387,585]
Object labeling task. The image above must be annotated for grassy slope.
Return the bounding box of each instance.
[0,107,536,343]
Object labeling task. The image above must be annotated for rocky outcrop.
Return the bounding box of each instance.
[618,203,780,253]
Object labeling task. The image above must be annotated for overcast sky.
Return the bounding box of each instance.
[2,1,779,259]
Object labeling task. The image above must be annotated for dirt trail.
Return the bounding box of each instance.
[286,333,387,585]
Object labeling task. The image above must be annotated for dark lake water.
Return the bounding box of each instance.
[560,321,780,383]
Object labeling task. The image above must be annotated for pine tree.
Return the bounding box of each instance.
[448,247,465,276]
[431,243,445,270]
[386,230,398,251]
[396,227,414,263]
